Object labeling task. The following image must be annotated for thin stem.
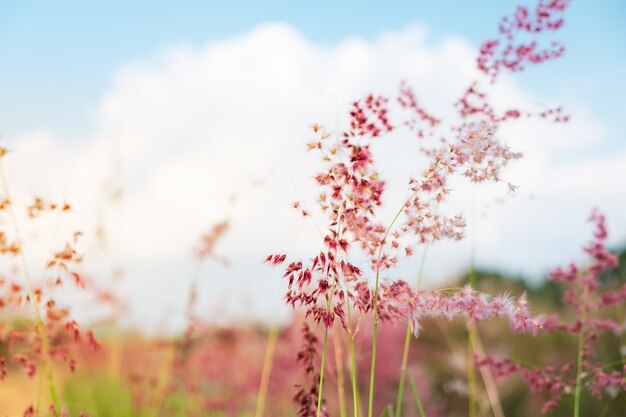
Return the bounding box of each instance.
[406,371,426,417]
[470,330,505,417]
[0,157,60,414]
[317,327,330,417]
[317,289,336,417]
[415,245,430,289]
[467,326,478,417]
[467,186,477,417]
[349,333,362,417]
[369,204,406,417]
[344,287,360,417]
[573,315,586,417]
[255,323,280,417]
[367,299,379,417]
[394,246,429,417]
[333,330,347,417]
[394,327,412,417]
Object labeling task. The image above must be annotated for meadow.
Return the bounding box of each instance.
[1,1,625,416]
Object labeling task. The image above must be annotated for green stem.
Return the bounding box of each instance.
[406,371,426,417]
[349,334,361,417]
[255,323,280,417]
[394,327,412,417]
[467,326,478,417]
[317,327,330,417]
[344,285,360,417]
[467,186,477,417]
[394,246,429,417]
[573,317,586,417]
[369,204,406,417]
[333,331,347,417]
[0,157,60,414]
[368,291,380,417]
[317,288,336,417]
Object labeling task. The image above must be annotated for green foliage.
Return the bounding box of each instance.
[63,374,151,417]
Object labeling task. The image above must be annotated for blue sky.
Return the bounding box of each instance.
[1,1,625,146]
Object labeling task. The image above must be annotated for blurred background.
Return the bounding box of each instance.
[1,2,626,417]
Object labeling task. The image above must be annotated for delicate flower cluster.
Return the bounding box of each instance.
[352,281,544,336]
[397,82,440,139]
[410,286,545,336]
[0,147,99,415]
[453,0,572,133]
[0,228,20,255]
[545,211,621,322]
[267,253,352,329]
[478,0,570,78]
[0,230,96,375]
[47,232,86,288]
[475,357,575,413]
[294,323,328,417]
[193,220,230,266]
[269,249,546,340]
[266,0,574,413]
[0,357,6,381]
[479,211,626,412]
[344,94,393,139]
[455,82,569,128]
[270,86,528,334]
[27,196,71,219]
[453,123,523,183]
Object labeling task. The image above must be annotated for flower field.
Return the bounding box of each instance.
[0,1,624,416]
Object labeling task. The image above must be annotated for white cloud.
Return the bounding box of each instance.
[3,23,625,330]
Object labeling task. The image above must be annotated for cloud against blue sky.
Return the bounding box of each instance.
[0,1,625,328]
[1,1,625,145]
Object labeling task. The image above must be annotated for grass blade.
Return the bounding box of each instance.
[379,405,393,417]
[406,372,426,417]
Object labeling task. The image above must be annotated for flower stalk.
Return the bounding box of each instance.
[0,156,60,414]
